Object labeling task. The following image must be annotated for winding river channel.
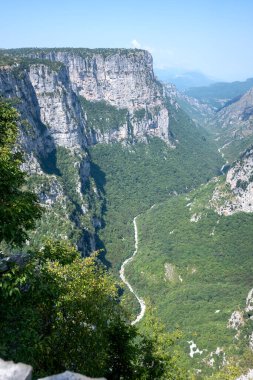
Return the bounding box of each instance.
[119,216,146,325]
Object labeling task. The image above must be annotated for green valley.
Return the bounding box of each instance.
[125,178,253,374]
[91,103,223,270]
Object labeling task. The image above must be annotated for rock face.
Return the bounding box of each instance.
[211,147,253,215]
[46,50,162,110]
[226,147,253,212]
[227,311,245,330]
[4,48,170,144]
[222,148,253,214]
[0,62,98,256]
[0,62,87,161]
[0,48,171,255]
[28,63,87,149]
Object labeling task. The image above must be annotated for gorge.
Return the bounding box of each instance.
[1,47,253,379]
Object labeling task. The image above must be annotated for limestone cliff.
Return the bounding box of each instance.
[2,48,170,144]
[0,47,172,254]
[0,61,99,255]
[28,63,87,149]
[0,62,87,157]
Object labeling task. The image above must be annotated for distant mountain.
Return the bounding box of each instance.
[210,87,253,161]
[165,78,253,163]
[164,83,215,127]
[154,68,214,90]
[185,78,253,109]
[217,87,253,128]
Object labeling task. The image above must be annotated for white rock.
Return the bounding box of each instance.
[236,369,253,379]
[227,311,245,330]
[187,340,203,358]
[0,358,32,380]
[246,289,253,313]
[38,371,106,380]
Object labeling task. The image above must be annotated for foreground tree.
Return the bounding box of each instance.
[1,241,128,377]
[1,241,186,379]
[0,99,41,246]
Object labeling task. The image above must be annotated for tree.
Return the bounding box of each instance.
[0,99,42,246]
[0,240,186,379]
[0,241,137,378]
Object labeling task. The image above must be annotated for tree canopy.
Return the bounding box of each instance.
[0,99,42,246]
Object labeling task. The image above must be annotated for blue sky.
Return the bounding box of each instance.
[1,0,253,81]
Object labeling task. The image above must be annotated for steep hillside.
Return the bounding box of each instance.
[177,79,253,163]
[212,88,253,162]
[164,83,215,127]
[124,150,253,376]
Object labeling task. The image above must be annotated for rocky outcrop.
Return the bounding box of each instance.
[227,287,253,350]
[213,147,253,215]
[227,311,245,330]
[43,50,162,110]
[0,65,48,163]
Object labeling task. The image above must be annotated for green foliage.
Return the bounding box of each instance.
[80,97,128,133]
[125,180,253,374]
[56,147,82,204]
[0,240,184,379]
[137,309,188,380]
[0,47,146,60]
[0,51,63,71]
[206,365,241,380]
[13,58,63,72]
[222,137,253,164]
[25,173,82,250]
[133,108,146,121]
[0,99,42,246]
[91,104,223,270]
[0,241,120,376]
